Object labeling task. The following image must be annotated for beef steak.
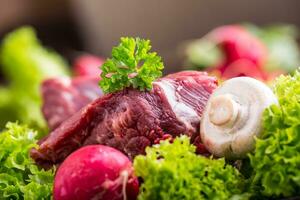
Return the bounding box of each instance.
[31,71,217,167]
[42,76,103,130]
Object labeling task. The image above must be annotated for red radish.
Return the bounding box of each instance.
[210,25,267,68]
[54,145,139,200]
[187,25,269,80]
[219,59,267,80]
[202,25,269,81]
[73,54,104,77]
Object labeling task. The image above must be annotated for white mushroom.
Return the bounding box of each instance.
[200,77,278,159]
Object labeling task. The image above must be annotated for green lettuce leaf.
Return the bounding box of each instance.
[249,70,300,197]
[0,26,70,133]
[0,122,54,199]
[0,87,18,128]
[183,38,224,70]
[134,136,247,200]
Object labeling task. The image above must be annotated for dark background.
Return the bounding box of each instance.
[0,0,300,72]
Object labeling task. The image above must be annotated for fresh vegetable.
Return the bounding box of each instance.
[182,38,224,69]
[100,37,164,93]
[0,122,54,199]
[134,136,246,200]
[54,145,139,200]
[220,59,267,81]
[210,25,267,67]
[183,25,268,80]
[249,70,300,197]
[73,54,104,77]
[0,26,70,132]
[245,24,300,73]
[200,77,278,158]
[183,24,300,81]
[0,87,18,128]
[1,26,69,88]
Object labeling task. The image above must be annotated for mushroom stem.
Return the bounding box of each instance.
[209,94,240,127]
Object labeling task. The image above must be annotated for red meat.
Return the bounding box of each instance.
[32,71,217,167]
[42,76,103,130]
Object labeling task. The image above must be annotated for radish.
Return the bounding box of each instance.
[210,25,267,68]
[73,54,104,77]
[186,25,269,80]
[218,59,267,80]
[54,145,139,200]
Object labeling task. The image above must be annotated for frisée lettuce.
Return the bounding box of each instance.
[134,136,247,200]
[249,70,300,197]
[0,122,54,199]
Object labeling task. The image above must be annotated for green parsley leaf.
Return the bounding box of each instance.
[99,37,164,93]
[134,136,247,200]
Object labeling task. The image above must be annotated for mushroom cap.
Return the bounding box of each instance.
[200,77,278,158]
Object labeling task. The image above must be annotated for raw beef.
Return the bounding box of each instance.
[42,76,103,130]
[32,71,217,167]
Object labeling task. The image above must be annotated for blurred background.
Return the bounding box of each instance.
[1,0,300,73]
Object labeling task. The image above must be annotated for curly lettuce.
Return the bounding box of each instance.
[0,26,70,132]
[0,122,54,199]
[134,136,246,200]
[249,70,300,197]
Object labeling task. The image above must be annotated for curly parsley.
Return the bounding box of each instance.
[99,37,164,93]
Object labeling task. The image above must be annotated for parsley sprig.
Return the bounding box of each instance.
[99,37,164,93]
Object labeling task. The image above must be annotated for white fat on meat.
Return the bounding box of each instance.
[154,80,200,133]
